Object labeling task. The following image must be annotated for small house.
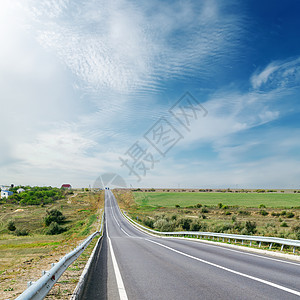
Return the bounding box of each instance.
[1,190,13,199]
[61,184,72,190]
[17,188,25,194]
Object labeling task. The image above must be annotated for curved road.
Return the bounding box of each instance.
[81,190,300,299]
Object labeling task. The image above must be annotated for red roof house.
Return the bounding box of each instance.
[61,184,72,189]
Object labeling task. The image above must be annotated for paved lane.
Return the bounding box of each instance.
[83,190,300,300]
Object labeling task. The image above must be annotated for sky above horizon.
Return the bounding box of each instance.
[1,0,300,189]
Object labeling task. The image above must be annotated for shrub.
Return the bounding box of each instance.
[244,221,257,234]
[201,207,209,213]
[238,210,250,216]
[292,225,300,239]
[271,212,280,217]
[222,205,229,210]
[171,214,177,221]
[15,229,29,236]
[143,218,154,229]
[44,209,66,226]
[175,205,180,208]
[280,211,287,216]
[218,203,223,209]
[259,204,266,208]
[178,218,192,231]
[7,220,16,231]
[214,223,233,233]
[191,222,201,231]
[286,212,295,218]
[280,221,288,227]
[46,222,66,235]
[225,211,231,215]
[259,210,268,216]
[231,216,237,222]
[196,203,202,208]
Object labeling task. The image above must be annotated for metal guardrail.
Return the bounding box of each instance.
[16,213,104,300]
[123,212,300,254]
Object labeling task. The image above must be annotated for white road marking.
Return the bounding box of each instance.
[106,222,128,300]
[120,227,131,237]
[146,238,300,297]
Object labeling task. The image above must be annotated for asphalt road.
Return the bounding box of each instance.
[81,190,300,300]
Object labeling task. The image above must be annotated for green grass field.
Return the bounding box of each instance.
[134,192,300,208]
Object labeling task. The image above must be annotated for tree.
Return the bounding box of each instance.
[44,209,66,226]
[7,220,16,231]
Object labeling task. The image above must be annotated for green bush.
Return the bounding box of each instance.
[280,221,288,227]
[286,212,295,218]
[46,222,66,235]
[218,203,223,209]
[271,212,280,217]
[259,204,266,208]
[15,229,29,236]
[259,210,268,216]
[44,209,66,226]
[153,218,175,232]
[244,221,257,234]
[191,222,201,231]
[179,218,192,231]
[238,210,250,216]
[201,207,209,213]
[7,220,16,231]
[143,218,154,229]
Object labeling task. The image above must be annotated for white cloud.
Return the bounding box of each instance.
[251,57,300,90]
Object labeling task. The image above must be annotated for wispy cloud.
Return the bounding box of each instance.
[26,0,244,96]
[251,57,300,90]
[1,1,299,188]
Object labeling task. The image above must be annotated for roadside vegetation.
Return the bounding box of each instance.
[0,186,67,205]
[114,190,300,241]
[0,189,104,299]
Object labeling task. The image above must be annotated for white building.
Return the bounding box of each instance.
[1,190,13,199]
[17,188,25,193]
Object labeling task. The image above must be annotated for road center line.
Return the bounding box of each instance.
[120,227,131,237]
[145,238,300,297]
[106,221,129,300]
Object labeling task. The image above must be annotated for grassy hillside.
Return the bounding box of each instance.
[0,190,104,299]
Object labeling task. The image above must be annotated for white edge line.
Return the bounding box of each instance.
[145,238,300,297]
[106,207,128,300]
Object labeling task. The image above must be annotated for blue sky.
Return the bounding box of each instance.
[1,0,300,188]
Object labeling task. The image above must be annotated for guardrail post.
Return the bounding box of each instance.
[269,243,273,249]
[242,240,244,245]
[293,246,296,254]
[228,238,230,243]
[223,237,225,242]
[235,239,236,243]
[250,241,252,246]
[280,244,284,251]
[259,241,261,247]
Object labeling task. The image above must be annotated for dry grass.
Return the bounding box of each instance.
[0,190,104,299]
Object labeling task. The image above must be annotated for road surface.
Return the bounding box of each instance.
[81,190,300,299]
